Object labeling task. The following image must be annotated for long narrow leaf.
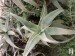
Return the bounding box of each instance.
[0,17,7,32]
[23,33,40,56]
[12,0,31,13]
[40,0,47,20]
[8,31,16,35]
[0,25,7,32]
[44,32,75,44]
[51,0,62,9]
[10,13,38,32]
[51,19,69,28]
[45,27,75,35]
[40,33,59,44]
[23,0,38,7]
[3,34,20,49]
[40,9,63,29]
[39,0,47,25]
[16,23,22,36]
[58,0,67,5]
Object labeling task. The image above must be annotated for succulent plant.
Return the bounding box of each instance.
[0,0,75,56]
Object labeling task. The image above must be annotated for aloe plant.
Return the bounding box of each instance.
[0,16,23,50]
[0,0,74,56]
[6,1,75,56]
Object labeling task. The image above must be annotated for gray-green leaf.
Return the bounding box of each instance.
[39,0,47,26]
[51,0,63,9]
[23,33,40,56]
[23,0,38,7]
[40,9,63,29]
[40,33,59,44]
[3,34,20,49]
[10,13,38,32]
[12,0,30,12]
[45,27,75,35]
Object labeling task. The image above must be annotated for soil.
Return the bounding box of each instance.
[30,44,59,56]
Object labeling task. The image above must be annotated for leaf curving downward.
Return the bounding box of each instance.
[40,33,59,44]
[3,34,20,49]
